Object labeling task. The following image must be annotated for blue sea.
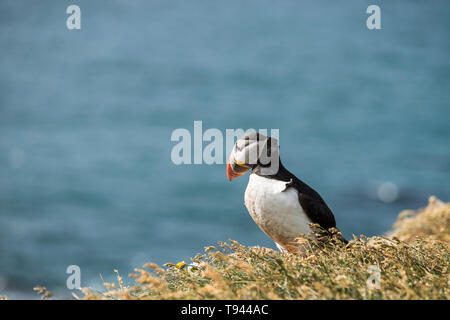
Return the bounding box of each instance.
[0,1,449,298]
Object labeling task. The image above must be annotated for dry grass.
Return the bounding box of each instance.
[78,197,449,299]
[390,196,450,242]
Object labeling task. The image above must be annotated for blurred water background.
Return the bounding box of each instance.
[0,0,449,298]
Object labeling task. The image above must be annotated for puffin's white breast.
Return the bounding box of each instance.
[244,174,312,249]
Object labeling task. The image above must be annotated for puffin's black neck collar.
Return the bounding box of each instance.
[252,159,293,182]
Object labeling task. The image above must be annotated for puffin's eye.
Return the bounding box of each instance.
[235,139,246,152]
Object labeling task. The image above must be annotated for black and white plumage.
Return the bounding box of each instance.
[227,132,344,253]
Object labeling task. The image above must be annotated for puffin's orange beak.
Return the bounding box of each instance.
[227,155,250,181]
[226,161,237,181]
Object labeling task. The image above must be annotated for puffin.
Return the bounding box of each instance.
[227,132,346,253]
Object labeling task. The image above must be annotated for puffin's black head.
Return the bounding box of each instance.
[227,132,279,181]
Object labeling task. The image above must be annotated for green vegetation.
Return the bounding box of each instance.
[77,197,450,299]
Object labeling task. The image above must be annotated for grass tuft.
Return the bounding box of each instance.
[81,197,450,300]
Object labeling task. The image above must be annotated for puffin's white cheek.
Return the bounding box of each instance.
[244,142,261,165]
[235,139,247,151]
[233,148,248,165]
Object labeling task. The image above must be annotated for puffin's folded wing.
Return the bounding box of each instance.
[298,193,336,230]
